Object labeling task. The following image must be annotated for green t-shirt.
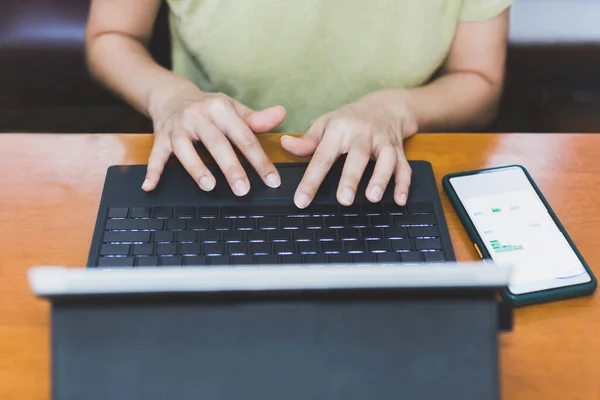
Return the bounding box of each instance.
[166,0,512,132]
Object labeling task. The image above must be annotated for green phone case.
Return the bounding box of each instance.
[442,164,597,307]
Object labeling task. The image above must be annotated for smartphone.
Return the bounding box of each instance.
[443,165,597,307]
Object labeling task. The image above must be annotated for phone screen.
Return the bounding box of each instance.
[449,166,591,295]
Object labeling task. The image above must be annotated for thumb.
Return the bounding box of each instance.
[280,118,326,158]
[234,103,286,133]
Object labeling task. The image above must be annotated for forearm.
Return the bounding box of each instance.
[86,33,196,117]
[403,71,503,133]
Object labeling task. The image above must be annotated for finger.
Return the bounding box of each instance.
[294,134,340,209]
[170,135,216,191]
[143,135,172,191]
[195,122,251,197]
[336,148,371,206]
[365,145,397,203]
[233,101,286,133]
[214,107,281,188]
[281,118,327,157]
[394,151,412,206]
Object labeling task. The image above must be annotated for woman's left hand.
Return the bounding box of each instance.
[281,90,418,209]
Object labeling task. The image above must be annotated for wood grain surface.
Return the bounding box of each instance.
[0,133,598,400]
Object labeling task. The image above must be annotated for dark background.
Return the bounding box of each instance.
[1,0,600,134]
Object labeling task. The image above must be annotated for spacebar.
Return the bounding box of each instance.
[221,205,302,217]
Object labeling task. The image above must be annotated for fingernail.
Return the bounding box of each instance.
[141,178,150,190]
[266,173,281,188]
[339,187,355,206]
[198,176,215,191]
[399,193,408,205]
[370,185,383,202]
[233,179,249,196]
[294,192,311,209]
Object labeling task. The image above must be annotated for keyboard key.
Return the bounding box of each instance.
[132,243,154,256]
[270,230,289,242]
[383,203,406,215]
[98,257,134,267]
[305,204,338,217]
[347,216,369,228]
[179,243,202,255]
[303,217,323,229]
[100,244,131,256]
[384,227,407,239]
[293,230,313,242]
[184,255,207,266]
[189,219,210,231]
[197,207,219,218]
[228,243,247,255]
[297,241,319,254]
[167,219,187,231]
[401,252,422,263]
[345,241,365,253]
[198,231,220,243]
[362,228,383,240]
[340,205,361,216]
[322,241,343,254]
[105,219,163,231]
[362,203,382,215]
[352,253,375,263]
[177,231,197,243]
[338,228,360,241]
[258,217,278,230]
[212,218,232,230]
[130,207,151,218]
[394,214,436,227]
[160,256,183,266]
[175,207,197,218]
[377,252,401,263]
[232,255,255,266]
[280,254,303,264]
[108,207,128,219]
[251,242,271,255]
[323,216,345,229]
[209,256,231,266]
[424,251,445,263]
[274,242,295,255]
[153,231,174,243]
[103,231,151,243]
[281,218,302,230]
[370,215,393,228]
[368,240,389,253]
[408,226,440,238]
[223,231,244,243]
[304,254,328,264]
[315,229,337,241]
[328,254,352,263]
[136,256,159,267]
[204,243,225,255]
[391,239,412,252]
[246,231,267,242]
[236,219,255,230]
[156,243,178,256]
[153,207,173,219]
[256,254,279,265]
[407,202,434,214]
[415,238,442,251]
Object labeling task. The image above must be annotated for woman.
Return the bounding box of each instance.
[86,0,512,208]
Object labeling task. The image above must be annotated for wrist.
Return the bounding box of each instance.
[147,78,202,120]
[365,89,419,139]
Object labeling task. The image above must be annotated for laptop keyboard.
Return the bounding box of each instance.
[96,202,445,267]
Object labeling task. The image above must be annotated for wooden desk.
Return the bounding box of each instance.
[0,133,598,400]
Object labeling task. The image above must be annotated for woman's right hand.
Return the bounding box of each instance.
[142,85,286,196]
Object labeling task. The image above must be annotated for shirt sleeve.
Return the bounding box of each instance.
[459,0,514,21]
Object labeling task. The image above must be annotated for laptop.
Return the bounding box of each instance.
[29,262,510,400]
[86,158,456,268]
